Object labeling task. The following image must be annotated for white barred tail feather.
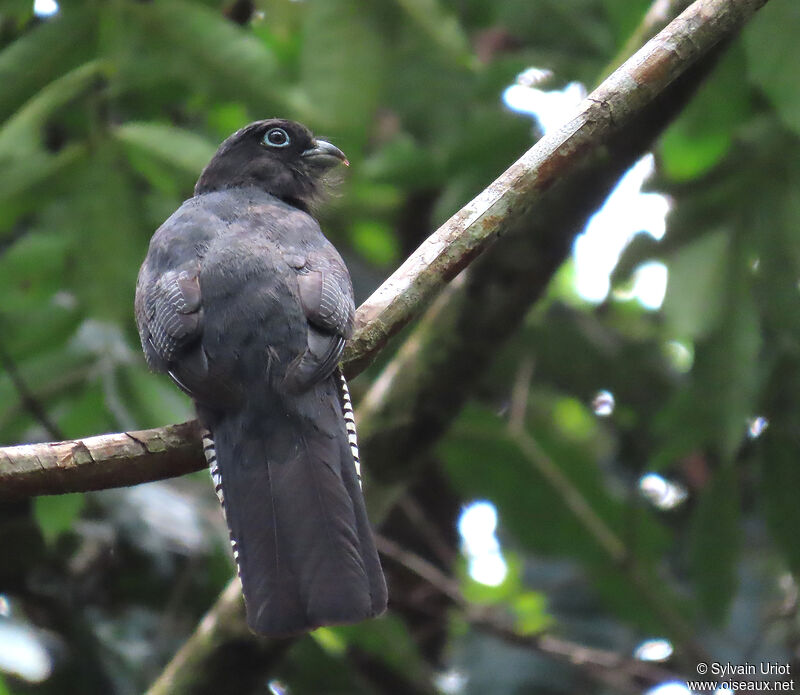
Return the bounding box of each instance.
[338,370,362,487]
[200,369,385,635]
[202,429,241,572]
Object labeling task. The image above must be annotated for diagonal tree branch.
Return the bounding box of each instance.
[139,2,771,693]
[0,0,769,500]
[341,0,767,374]
[356,37,727,667]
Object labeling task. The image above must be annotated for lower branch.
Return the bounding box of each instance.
[508,424,710,664]
[145,580,294,695]
[376,534,684,694]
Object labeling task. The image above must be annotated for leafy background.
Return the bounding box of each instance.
[0,0,799,693]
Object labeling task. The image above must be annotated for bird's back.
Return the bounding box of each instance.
[135,121,387,636]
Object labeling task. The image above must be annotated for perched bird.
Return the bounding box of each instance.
[135,119,387,636]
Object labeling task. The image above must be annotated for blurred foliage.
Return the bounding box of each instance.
[0,0,799,694]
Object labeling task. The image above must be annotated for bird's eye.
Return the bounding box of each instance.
[263,128,290,148]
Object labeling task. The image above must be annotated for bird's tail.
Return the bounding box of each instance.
[202,372,387,636]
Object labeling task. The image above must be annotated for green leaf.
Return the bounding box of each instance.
[442,404,671,630]
[460,552,522,605]
[459,551,552,634]
[552,396,596,442]
[0,8,95,123]
[360,134,442,187]
[0,0,34,25]
[0,144,85,221]
[55,381,120,440]
[334,615,424,677]
[688,466,740,623]
[299,0,383,135]
[114,122,217,177]
[655,284,761,465]
[119,0,288,115]
[511,591,551,635]
[762,428,800,574]
[0,342,96,436]
[206,102,251,141]
[349,220,400,267]
[0,60,105,160]
[1,304,80,358]
[0,231,70,306]
[709,289,761,461]
[660,45,750,181]
[393,0,472,64]
[745,0,800,137]
[118,366,194,430]
[46,147,144,323]
[660,128,730,183]
[662,230,728,340]
[601,0,651,46]
[33,493,85,544]
[310,627,347,656]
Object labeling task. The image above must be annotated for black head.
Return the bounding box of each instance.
[194,119,348,211]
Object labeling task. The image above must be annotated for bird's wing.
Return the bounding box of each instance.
[284,250,355,392]
[137,261,232,405]
[137,266,203,370]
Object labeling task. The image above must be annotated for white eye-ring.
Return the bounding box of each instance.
[263,127,290,148]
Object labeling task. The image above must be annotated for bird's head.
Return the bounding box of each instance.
[194,119,349,211]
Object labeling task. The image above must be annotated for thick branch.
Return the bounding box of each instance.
[0,422,203,496]
[357,34,731,667]
[341,0,769,375]
[0,0,769,499]
[602,0,694,78]
[358,37,733,488]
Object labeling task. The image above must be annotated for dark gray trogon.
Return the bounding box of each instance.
[135,119,387,636]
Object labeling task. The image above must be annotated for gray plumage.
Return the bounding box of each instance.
[135,119,387,636]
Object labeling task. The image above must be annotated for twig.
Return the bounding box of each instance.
[0,421,203,496]
[376,533,683,694]
[507,423,711,662]
[376,534,462,604]
[508,358,535,433]
[507,424,627,563]
[504,347,708,659]
[396,494,458,567]
[0,340,65,441]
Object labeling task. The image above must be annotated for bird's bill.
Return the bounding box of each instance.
[301,139,349,168]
